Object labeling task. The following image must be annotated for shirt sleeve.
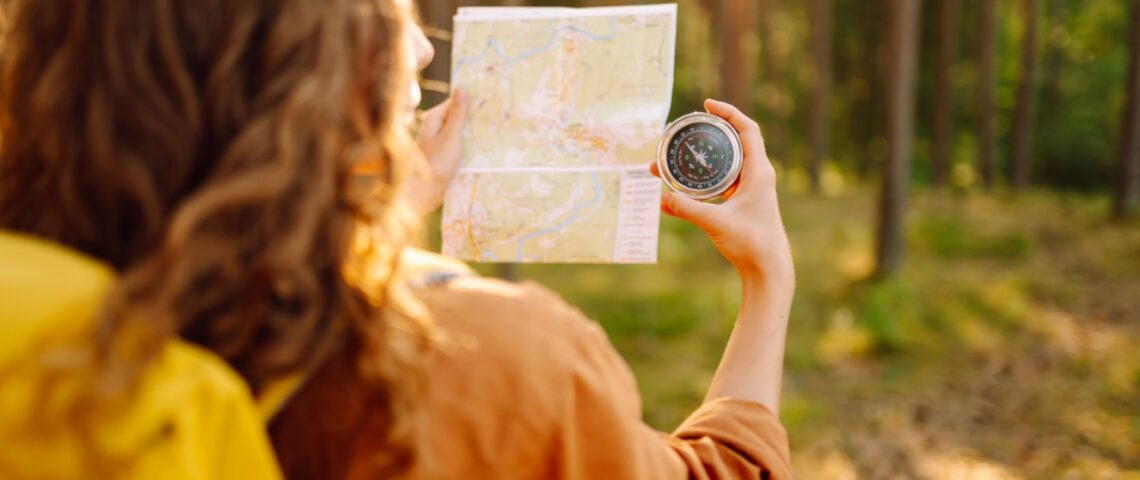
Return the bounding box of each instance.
[551,311,793,480]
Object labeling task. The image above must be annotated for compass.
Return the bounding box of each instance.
[656,112,743,201]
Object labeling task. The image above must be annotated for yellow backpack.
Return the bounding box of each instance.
[0,231,282,479]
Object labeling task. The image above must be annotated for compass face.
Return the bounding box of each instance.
[665,122,735,191]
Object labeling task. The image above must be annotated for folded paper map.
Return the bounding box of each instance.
[441,4,676,263]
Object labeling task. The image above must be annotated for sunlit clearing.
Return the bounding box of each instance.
[838,246,874,279]
[820,163,846,198]
[816,308,873,364]
[951,162,977,191]
[917,452,1024,479]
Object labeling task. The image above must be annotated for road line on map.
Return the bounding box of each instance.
[466,174,481,262]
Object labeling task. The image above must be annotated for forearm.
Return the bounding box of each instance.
[704,268,793,413]
[655,98,795,417]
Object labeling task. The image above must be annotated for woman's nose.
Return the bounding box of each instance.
[414,26,434,72]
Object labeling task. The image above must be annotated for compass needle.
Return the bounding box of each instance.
[657,112,743,202]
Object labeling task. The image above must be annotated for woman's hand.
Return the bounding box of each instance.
[651,99,794,294]
[654,100,794,412]
[407,90,468,214]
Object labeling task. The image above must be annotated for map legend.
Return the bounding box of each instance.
[614,168,661,263]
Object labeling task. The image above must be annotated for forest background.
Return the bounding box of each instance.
[417,0,1140,478]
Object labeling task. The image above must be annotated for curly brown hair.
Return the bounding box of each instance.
[0,0,431,475]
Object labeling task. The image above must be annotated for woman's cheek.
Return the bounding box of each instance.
[404,83,420,127]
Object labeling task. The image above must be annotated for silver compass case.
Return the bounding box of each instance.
[656,112,744,202]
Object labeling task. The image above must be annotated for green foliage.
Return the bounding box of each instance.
[851,278,915,353]
[913,215,1034,259]
[1033,0,1130,190]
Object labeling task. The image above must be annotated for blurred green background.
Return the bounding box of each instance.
[419,0,1140,477]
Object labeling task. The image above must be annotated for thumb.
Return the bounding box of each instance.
[440,89,469,138]
[418,100,449,139]
[661,190,719,231]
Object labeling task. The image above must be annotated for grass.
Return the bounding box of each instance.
[452,185,1140,479]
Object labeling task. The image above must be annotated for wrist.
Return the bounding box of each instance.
[736,255,794,289]
[737,259,794,310]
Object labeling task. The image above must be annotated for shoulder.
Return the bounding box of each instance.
[419,276,585,332]
[408,261,640,478]
[400,246,634,391]
[399,247,602,354]
[415,275,602,380]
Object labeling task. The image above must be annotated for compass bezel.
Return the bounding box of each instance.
[656,112,743,201]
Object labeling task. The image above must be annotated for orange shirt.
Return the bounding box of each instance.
[272,256,792,479]
[1,231,788,478]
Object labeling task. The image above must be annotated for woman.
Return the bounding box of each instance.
[0,0,795,478]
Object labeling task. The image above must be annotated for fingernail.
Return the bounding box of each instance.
[455,89,466,102]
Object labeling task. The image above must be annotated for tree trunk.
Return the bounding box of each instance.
[756,0,786,163]
[875,0,922,279]
[756,0,781,85]
[1011,0,1040,190]
[808,0,832,191]
[714,0,757,116]
[930,0,961,187]
[1116,0,1140,218]
[1039,0,1068,182]
[855,1,887,180]
[977,0,998,190]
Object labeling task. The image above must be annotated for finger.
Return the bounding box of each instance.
[419,99,450,139]
[704,98,762,146]
[439,89,468,139]
[721,180,740,201]
[704,99,771,184]
[661,190,719,231]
